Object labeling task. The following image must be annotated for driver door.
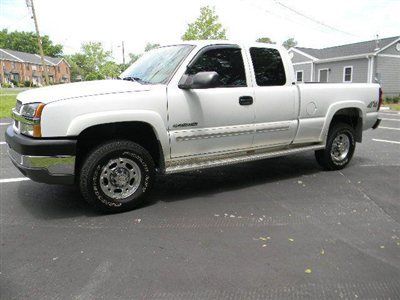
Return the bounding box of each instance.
[167,45,255,158]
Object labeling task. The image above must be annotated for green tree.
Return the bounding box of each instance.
[128,53,141,64]
[125,41,160,68]
[182,6,227,41]
[144,42,160,52]
[256,37,275,44]
[0,29,63,56]
[282,38,298,49]
[66,42,121,81]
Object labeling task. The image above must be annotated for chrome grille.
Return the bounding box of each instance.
[13,101,22,131]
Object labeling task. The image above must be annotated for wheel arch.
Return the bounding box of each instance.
[74,120,167,172]
[320,102,365,144]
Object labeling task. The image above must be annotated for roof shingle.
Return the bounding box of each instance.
[295,36,400,59]
[0,48,63,66]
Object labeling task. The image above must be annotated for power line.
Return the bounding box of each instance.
[239,0,334,35]
[274,0,357,37]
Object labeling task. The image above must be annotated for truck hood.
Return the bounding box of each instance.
[16,80,153,104]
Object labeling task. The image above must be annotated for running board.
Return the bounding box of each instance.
[165,144,325,174]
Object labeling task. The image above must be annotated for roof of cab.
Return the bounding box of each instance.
[159,40,283,50]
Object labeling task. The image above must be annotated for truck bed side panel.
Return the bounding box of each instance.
[293,83,380,144]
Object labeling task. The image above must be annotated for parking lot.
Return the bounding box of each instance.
[1,112,399,299]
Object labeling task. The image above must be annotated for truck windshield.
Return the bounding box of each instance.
[120,45,194,84]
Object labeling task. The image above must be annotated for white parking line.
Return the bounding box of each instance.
[0,142,6,145]
[372,139,400,145]
[379,126,400,131]
[0,177,30,183]
[381,118,400,122]
[0,123,10,126]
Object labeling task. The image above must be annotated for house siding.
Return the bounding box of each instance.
[376,56,400,96]
[293,62,312,82]
[314,58,369,83]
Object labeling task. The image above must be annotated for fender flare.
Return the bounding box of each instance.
[66,110,170,158]
[319,101,365,144]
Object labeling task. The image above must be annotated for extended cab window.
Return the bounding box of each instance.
[187,47,247,87]
[250,48,286,86]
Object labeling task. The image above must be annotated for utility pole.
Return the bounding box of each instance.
[26,0,49,85]
[121,41,125,65]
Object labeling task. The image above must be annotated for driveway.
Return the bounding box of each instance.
[1,112,399,299]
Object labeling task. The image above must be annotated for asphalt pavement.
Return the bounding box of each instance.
[1,112,399,299]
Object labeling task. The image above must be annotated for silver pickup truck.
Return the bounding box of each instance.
[6,40,382,212]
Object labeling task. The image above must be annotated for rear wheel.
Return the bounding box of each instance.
[315,122,356,170]
[79,140,155,213]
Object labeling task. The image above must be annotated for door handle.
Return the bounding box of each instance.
[239,96,253,105]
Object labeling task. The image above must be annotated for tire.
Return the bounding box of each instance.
[315,122,356,171]
[79,140,155,213]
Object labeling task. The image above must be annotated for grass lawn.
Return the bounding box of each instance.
[0,94,17,119]
[0,88,29,118]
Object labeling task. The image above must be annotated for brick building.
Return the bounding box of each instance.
[0,48,70,86]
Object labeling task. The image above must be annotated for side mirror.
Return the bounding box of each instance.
[178,71,220,89]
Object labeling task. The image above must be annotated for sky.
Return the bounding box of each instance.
[1,0,399,63]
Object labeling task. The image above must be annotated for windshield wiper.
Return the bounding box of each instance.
[122,76,150,84]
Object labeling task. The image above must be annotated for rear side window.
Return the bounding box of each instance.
[187,47,247,87]
[250,48,286,86]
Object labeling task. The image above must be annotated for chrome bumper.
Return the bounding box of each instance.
[8,146,75,176]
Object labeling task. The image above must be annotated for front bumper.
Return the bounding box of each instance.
[5,126,77,185]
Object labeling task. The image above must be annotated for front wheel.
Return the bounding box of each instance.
[315,122,356,170]
[79,140,155,213]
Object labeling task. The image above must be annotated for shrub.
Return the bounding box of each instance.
[24,80,32,87]
[1,82,12,88]
[385,96,400,104]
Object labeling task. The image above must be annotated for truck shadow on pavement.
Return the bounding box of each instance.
[151,154,322,204]
[16,153,325,219]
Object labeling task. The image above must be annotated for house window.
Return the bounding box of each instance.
[57,66,60,72]
[296,70,303,82]
[319,69,329,83]
[26,64,30,70]
[11,62,15,69]
[343,66,353,82]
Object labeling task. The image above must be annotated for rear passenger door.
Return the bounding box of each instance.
[249,47,298,148]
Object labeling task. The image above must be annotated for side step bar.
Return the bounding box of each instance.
[165,144,325,174]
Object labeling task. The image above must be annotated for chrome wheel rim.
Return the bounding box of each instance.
[331,134,350,162]
[99,157,141,200]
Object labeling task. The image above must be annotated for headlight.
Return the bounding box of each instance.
[13,102,45,137]
[21,103,43,118]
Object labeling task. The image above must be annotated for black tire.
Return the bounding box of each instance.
[315,122,356,170]
[79,140,155,213]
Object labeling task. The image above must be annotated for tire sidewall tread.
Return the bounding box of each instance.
[79,140,155,213]
[315,122,356,171]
